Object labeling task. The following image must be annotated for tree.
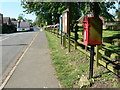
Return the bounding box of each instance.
[21,2,81,24]
[35,14,43,26]
[116,11,120,19]
[21,1,118,24]
[79,2,117,21]
[24,18,33,23]
[99,2,117,22]
[18,13,25,21]
[11,18,17,21]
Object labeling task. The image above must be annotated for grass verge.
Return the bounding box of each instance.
[45,31,120,88]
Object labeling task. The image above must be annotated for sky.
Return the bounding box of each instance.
[0,0,119,22]
[0,0,36,22]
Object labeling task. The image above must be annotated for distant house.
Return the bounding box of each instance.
[77,16,104,24]
[0,13,3,26]
[11,21,17,26]
[3,17,12,25]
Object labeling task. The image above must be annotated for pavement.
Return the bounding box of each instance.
[3,29,60,88]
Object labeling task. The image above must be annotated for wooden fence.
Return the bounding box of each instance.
[44,24,120,77]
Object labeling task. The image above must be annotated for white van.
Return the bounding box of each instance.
[17,21,30,31]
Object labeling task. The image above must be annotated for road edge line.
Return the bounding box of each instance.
[0,31,39,89]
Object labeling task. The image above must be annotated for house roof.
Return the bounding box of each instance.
[0,13,3,18]
[3,17,11,24]
[77,16,105,24]
[0,13,3,15]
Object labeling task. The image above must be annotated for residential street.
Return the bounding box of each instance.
[1,1,119,88]
[1,28,59,88]
[0,27,40,82]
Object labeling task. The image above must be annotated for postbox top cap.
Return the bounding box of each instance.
[62,9,69,14]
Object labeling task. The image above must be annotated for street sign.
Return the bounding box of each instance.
[59,15,62,31]
[62,9,70,33]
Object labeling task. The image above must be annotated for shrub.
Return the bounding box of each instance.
[2,24,16,33]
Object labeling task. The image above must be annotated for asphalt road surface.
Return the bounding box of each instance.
[0,27,40,81]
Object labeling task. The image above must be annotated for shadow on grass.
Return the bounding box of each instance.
[93,71,110,78]
[103,29,120,31]
[103,34,120,44]
[102,56,120,69]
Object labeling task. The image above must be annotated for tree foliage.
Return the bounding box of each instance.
[18,13,25,21]
[25,18,33,23]
[21,1,118,25]
[11,18,17,21]
[116,11,120,19]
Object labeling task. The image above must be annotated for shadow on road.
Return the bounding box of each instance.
[1,44,28,46]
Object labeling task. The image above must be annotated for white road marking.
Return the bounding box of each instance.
[43,86,48,88]
[0,37,10,41]
[0,33,24,42]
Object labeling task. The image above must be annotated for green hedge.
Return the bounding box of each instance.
[2,24,17,33]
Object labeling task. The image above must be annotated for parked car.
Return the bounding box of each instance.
[54,24,60,28]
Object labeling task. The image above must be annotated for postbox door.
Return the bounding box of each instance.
[89,17,102,45]
[83,17,89,45]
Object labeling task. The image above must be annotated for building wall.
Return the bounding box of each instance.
[8,18,12,25]
[0,13,3,26]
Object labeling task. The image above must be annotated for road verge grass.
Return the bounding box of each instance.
[45,31,120,88]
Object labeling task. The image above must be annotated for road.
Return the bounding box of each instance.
[0,27,40,81]
[3,29,59,88]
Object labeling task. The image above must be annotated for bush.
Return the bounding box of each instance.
[2,24,16,33]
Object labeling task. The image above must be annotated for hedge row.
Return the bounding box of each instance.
[2,24,17,34]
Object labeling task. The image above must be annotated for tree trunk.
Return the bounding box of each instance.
[91,2,101,17]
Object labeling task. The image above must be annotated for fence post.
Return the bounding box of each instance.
[61,30,63,45]
[46,27,50,32]
[75,23,78,50]
[51,27,53,33]
[50,27,52,33]
[54,28,55,34]
[89,45,95,79]
[85,46,87,60]
[68,32,70,52]
[63,33,66,48]
[96,45,102,67]
[68,25,71,52]
[48,27,49,32]
[57,28,59,37]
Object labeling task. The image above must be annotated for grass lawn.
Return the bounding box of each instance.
[103,30,120,38]
[77,28,120,39]
[102,30,120,54]
[45,31,120,88]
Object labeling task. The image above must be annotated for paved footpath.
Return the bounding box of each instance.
[4,30,60,88]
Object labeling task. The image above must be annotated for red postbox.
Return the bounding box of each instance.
[83,17,103,45]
